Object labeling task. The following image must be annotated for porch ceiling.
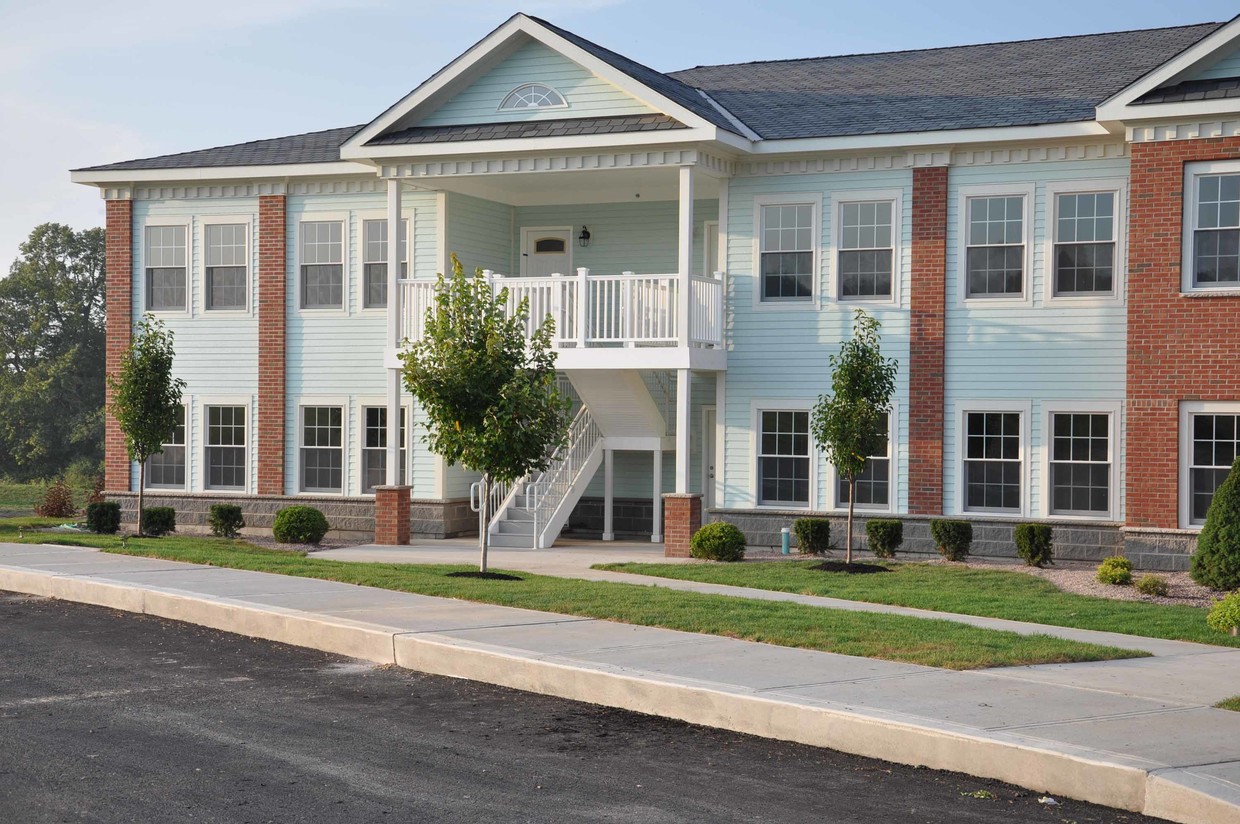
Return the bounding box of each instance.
[403,165,721,206]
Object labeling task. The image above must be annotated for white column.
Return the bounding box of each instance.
[714,372,726,511]
[385,178,402,486]
[577,266,590,348]
[651,449,663,543]
[716,183,728,278]
[677,165,694,347]
[602,448,614,541]
[675,368,691,493]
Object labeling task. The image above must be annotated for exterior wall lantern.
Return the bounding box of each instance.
[578,226,591,248]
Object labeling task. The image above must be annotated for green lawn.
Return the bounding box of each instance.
[1216,696,1240,712]
[0,481,93,517]
[0,524,1143,670]
[595,560,1236,648]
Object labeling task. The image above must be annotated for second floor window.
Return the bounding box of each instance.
[205,224,247,310]
[965,196,1024,298]
[1191,173,1240,288]
[839,201,894,299]
[1053,193,1115,296]
[300,221,344,309]
[362,219,408,309]
[760,204,814,302]
[145,225,187,311]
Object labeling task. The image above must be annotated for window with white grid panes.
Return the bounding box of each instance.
[205,406,246,491]
[362,219,408,309]
[1053,193,1115,296]
[1191,173,1240,288]
[145,225,187,311]
[964,411,1021,512]
[837,412,890,508]
[760,204,814,302]
[300,221,344,309]
[146,405,186,489]
[1188,412,1240,524]
[301,406,343,493]
[839,201,894,299]
[758,410,810,506]
[205,223,247,310]
[362,406,407,493]
[1049,413,1111,516]
[965,196,1024,298]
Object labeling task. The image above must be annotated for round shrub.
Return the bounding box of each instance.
[1191,457,1240,591]
[1135,574,1170,597]
[1096,555,1133,586]
[690,522,746,562]
[142,506,176,537]
[1014,523,1054,567]
[85,501,121,535]
[273,505,329,545]
[1207,591,1240,634]
[865,519,903,559]
[792,518,830,556]
[930,519,972,562]
[35,480,76,519]
[209,503,246,539]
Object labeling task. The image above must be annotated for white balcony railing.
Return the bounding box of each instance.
[397,269,724,350]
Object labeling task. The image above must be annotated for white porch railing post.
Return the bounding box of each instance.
[675,369,691,493]
[602,448,614,541]
[576,267,589,347]
[677,164,694,348]
[652,449,663,543]
[621,270,634,348]
[385,178,402,486]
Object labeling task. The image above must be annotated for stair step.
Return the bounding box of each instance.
[497,520,534,535]
[503,509,534,522]
[489,533,536,548]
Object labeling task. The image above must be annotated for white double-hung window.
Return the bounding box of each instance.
[837,198,896,300]
[835,412,891,509]
[361,219,408,309]
[757,409,811,507]
[205,223,248,310]
[758,201,816,303]
[362,406,407,493]
[962,187,1031,300]
[1185,164,1240,292]
[961,407,1026,514]
[146,405,186,489]
[1051,190,1118,297]
[301,406,344,494]
[145,225,187,311]
[300,221,344,309]
[1181,403,1240,526]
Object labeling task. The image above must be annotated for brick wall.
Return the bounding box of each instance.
[1126,137,1240,529]
[663,493,702,558]
[374,486,411,545]
[907,166,949,514]
[257,195,287,495]
[104,199,133,492]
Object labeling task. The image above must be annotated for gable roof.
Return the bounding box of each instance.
[1135,76,1240,105]
[73,125,364,172]
[369,113,684,146]
[669,23,1221,139]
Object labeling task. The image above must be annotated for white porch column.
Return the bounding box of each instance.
[675,368,691,493]
[677,165,694,347]
[602,448,615,541]
[385,178,403,485]
[651,449,663,542]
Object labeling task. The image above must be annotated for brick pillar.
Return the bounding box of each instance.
[907,165,949,515]
[1127,137,1240,529]
[374,485,411,545]
[662,493,701,558]
[257,195,287,495]
[104,198,133,492]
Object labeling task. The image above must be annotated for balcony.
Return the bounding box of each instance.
[396,268,725,370]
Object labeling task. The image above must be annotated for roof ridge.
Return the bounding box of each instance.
[669,21,1223,75]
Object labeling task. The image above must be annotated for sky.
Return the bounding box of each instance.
[0,0,1235,269]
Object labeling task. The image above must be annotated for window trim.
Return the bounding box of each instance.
[829,188,903,306]
[751,194,821,311]
[296,214,349,314]
[1182,160,1240,295]
[955,400,1031,518]
[1179,400,1240,528]
[296,400,349,496]
[358,398,412,496]
[1040,400,1121,522]
[144,403,188,491]
[357,212,411,312]
[140,218,192,316]
[498,82,568,111]
[827,402,898,512]
[749,399,816,510]
[199,214,253,315]
[1043,180,1127,306]
[198,396,251,495]
[956,183,1035,307]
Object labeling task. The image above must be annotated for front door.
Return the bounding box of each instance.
[521,227,573,277]
[703,406,717,510]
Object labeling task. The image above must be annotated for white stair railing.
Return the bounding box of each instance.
[528,404,602,548]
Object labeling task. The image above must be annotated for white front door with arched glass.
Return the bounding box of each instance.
[520,227,573,277]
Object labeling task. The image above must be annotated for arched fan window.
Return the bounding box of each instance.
[499,83,567,110]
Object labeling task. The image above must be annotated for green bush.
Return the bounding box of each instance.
[35,480,76,518]
[142,506,176,537]
[1191,457,1240,591]
[1096,555,1133,586]
[85,502,121,534]
[930,519,972,561]
[690,522,746,562]
[208,504,245,539]
[1207,591,1240,634]
[273,505,329,545]
[865,519,903,559]
[792,518,831,555]
[1135,574,1170,597]
[1014,523,1054,567]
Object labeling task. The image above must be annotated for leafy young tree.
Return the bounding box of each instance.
[0,223,106,480]
[107,317,185,535]
[400,255,569,572]
[810,309,898,564]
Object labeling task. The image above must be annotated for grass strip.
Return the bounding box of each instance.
[0,525,1143,670]
[596,560,1236,648]
[1216,696,1240,712]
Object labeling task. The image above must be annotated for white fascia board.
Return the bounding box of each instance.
[70,161,374,186]
[359,126,732,160]
[341,14,730,159]
[1100,97,1240,126]
[749,121,1111,155]
[1096,16,1240,118]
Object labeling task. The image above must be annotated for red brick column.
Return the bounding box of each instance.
[104,199,133,492]
[374,485,411,545]
[1127,137,1240,529]
[662,493,701,558]
[257,195,287,495]
[907,166,949,514]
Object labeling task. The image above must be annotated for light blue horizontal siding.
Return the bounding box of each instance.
[1191,46,1240,80]
[445,193,514,275]
[418,39,654,127]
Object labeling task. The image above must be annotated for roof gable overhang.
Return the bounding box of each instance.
[1096,15,1239,124]
[339,14,751,159]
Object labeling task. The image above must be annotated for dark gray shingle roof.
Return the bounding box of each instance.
[73,125,365,172]
[369,113,684,145]
[1136,76,1240,104]
[669,24,1222,139]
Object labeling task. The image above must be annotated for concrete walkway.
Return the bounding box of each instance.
[3,540,1240,824]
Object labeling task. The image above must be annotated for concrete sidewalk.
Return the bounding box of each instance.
[3,541,1239,824]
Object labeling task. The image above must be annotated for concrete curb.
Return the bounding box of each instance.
[2,557,1237,824]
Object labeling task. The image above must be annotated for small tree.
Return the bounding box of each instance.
[400,255,569,573]
[810,310,897,564]
[1192,457,1240,590]
[106,317,184,536]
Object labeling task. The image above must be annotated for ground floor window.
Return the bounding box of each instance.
[205,405,246,491]
[146,405,186,489]
[1049,412,1111,516]
[758,409,810,507]
[301,406,343,493]
[963,411,1021,512]
[837,412,890,508]
[362,406,407,494]
[1188,411,1240,525]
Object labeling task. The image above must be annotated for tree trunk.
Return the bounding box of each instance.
[846,477,856,566]
[137,459,146,537]
[479,473,490,574]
